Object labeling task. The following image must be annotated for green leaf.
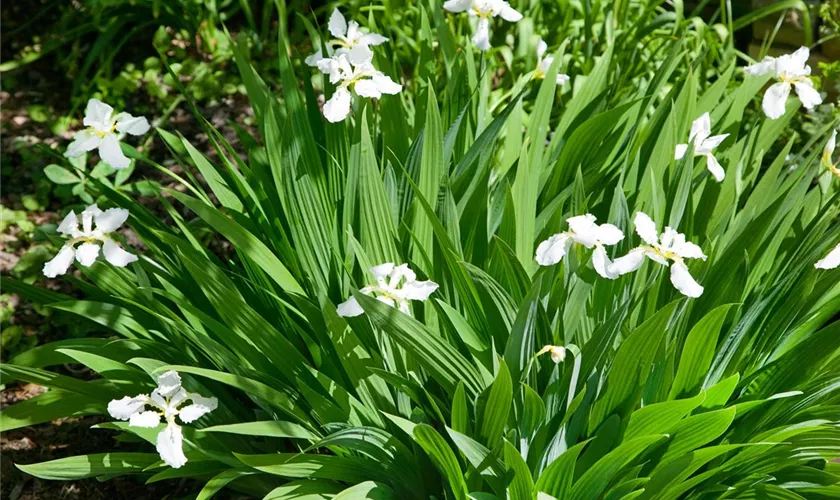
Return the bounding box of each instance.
[590,302,679,427]
[17,453,160,480]
[478,360,512,447]
[197,469,257,500]
[44,164,80,184]
[169,190,304,296]
[505,441,535,500]
[624,391,705,440]
[671,305,737,399]
[569,435,666,500]
[355,293,485,397]
[413,424,469,500]
[334,481,397,500]
[199,421,318,440]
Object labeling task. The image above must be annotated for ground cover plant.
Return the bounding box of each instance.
[2,0,840,499]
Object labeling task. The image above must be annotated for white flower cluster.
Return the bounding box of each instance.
[306,9,402,122]
[108,371,217,469]
[337,262,438,317]
[536,212,707,297]
[66,99,149,170]
[43,204,137,277]
[443,0,522,51]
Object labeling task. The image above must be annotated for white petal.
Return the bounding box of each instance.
[156,423,188,469]
[675,144,689,160]
[556,74,570,85]
[634,212,659,245]
[498,3,523,22]
[398,300,411,315]
[360,33,388,46]
[793,81,822,110]
[568,215,600,248]
[102,238,137,267]
[567,214,598,245]
[337,296,365,317]
[372,74,402,95]
[762,83,791,120]
[130,411,162,428]
[473,18,491,51]
[609,248,647,276]
[99,133,131,170]
[370,263,395,280]
[824,130,837,166]
[744,57,775,76]
[57,211,79,236]
[179,394,218,423]
[95,208,129,233]
[401,280,439,301]
[592,245,618,279]
[787,46,811,73]
[697,134,729,155]
[43,246,76,278]
[316,56,337,76]
[538,56,553,76]
[115,113,150,136]
[443,0,471,12]
[157,371,182,397]
[354,79,382,98]
[108,395,148,420]
[347,44,373,65]
[670,261,703,298]
[305,49,324,67]
[323,88,353,123]
[150,390,167,409]
[660,227,678,249]
[536,39,547,58]
[595,224,624,246]
[328,8,348,38]
[646,249,669,266]
[65,129,102,158]
[689,113,711,144]
[169,389,189,410]
[705,154,725,182]
[535,233,572,266]
[376,295,396,308]
[80,204,101,233]
[815,243,840,270]
[388,264,416,285]
[75,242,101,267]
[83,99,114,130]
[674,240,706,260]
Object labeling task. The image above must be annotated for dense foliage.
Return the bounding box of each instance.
[2,1,840,499]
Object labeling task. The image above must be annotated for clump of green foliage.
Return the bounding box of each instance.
[2,1,839,499]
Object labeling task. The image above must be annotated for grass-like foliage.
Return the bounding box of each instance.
[3,1,840,499]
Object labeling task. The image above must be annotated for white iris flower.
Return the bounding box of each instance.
[42,204,137,278]
[443,0,523,51]
[675,113,730,182]
[337,263,439,317]
[609,212,707,298]
[537,345,566,364]
[822,130,840,178]
[535,214,624,279]
[107,371,218,469]
[535,39,570,85]
[65,99,149,170]
[305,8,389,67]
[315,45,402,123]
[744,47,823,120]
